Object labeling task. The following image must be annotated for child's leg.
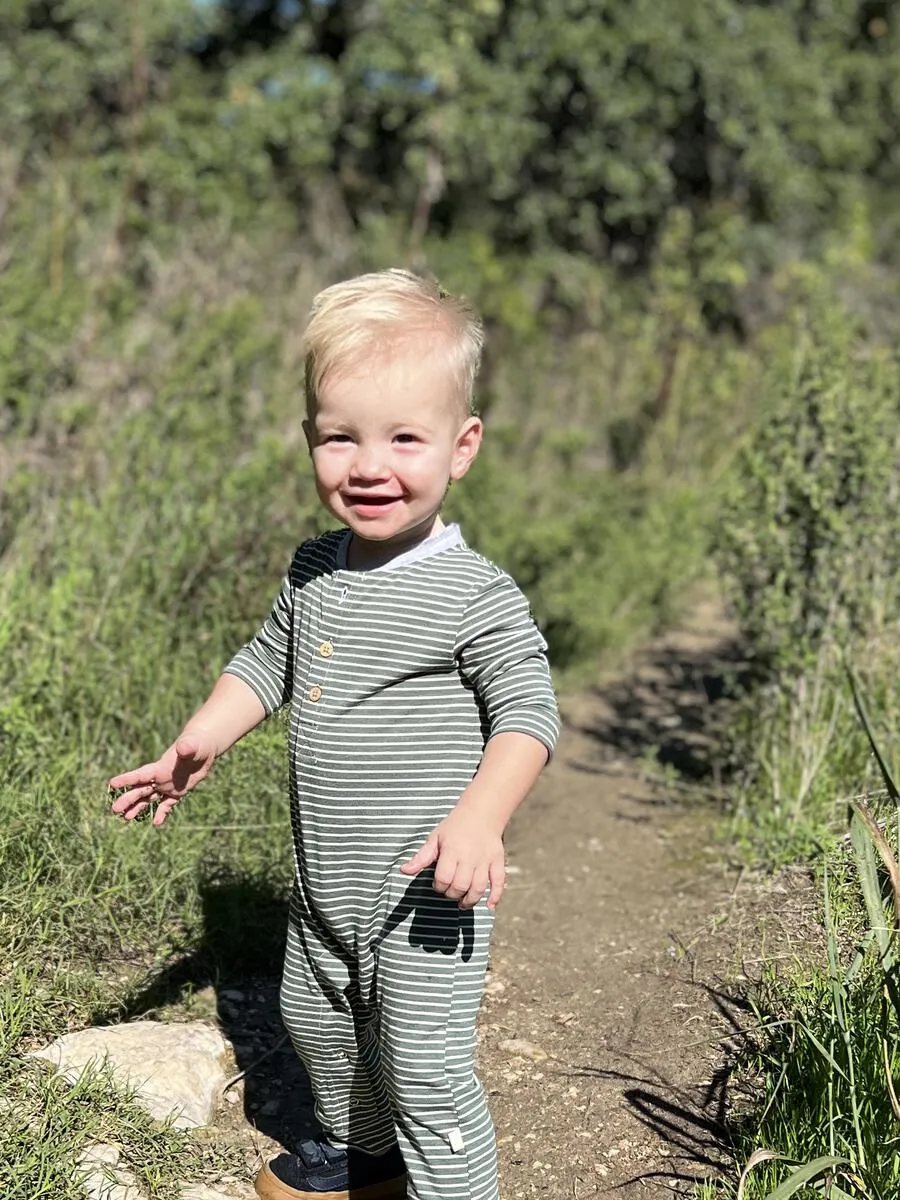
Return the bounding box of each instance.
[280,888,398,1154]
[372,878,498,1200]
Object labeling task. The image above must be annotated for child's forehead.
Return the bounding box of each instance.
[313,346,465,420]
[343,340,448,383]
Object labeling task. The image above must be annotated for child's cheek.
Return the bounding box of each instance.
[314,446,342,477]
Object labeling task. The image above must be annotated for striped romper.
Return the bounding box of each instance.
[224,524,559,1200]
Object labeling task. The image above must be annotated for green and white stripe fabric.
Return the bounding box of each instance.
[224,526,559,1200]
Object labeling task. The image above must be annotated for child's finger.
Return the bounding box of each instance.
[399,832,439,875]
[110,784,158,815]
[112,796,153,821]
[108,763,163,790]
[486,858,506,910]
[151,797,180,826]
[432,855,461,896]
[458,868,490,910]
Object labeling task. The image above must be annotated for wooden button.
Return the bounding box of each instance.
[308,686,322,702]
[319,641,334,658]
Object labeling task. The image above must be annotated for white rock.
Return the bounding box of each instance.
[30,1021,229,1129]
[77,1144,143,1200]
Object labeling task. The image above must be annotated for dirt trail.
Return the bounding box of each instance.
[479,600,747,1198]
[213,599,801,1198]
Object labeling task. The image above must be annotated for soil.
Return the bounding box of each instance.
[190,598,817,1199]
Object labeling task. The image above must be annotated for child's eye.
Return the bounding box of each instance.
[321,433,352,444]
[394,433,420,444]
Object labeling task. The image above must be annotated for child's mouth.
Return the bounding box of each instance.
[343,494,403,515]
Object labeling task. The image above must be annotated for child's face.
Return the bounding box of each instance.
[304,349,482,557]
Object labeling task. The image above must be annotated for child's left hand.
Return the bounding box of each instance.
[400,805,506,910]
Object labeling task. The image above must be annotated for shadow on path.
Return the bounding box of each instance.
[568,622,753,788]
[562,981,753,1192]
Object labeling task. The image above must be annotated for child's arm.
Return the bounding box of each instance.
[401,570,560,910]
[109,674,266,826]
[400,730,548,910]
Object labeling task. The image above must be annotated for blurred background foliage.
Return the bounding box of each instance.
[4,0,899,666]
[3,3,900,1195]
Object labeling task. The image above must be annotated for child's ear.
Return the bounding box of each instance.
[450,417,483,481]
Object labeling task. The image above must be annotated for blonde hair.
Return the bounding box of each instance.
[302,269,484,418]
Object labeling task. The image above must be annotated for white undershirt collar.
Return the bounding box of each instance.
[335,523,464,573]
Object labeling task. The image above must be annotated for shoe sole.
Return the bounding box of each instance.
[254,1160,407,1200]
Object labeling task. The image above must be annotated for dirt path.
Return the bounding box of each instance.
[212,600,788,1198]
[479,601,747,1198]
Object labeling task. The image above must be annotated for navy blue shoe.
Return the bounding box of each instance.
[254,1138,406,1199]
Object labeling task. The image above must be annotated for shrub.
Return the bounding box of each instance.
[717,306,900,676]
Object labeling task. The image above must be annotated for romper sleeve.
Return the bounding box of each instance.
[222,559,296,715]
[454,571,560,759]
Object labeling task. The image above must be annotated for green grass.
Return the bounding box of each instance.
[722,639,900,867]
[0,724,293,1193]
[703,850,900,1199]
[0,1055,225,1200]
[701,674,900,1200]
[5,147,886,1200]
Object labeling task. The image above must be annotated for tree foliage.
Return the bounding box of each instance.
[2,0,897,264]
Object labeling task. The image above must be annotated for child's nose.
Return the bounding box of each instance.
[350,444,390,479]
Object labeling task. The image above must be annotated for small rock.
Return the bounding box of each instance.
[30,1021,229,1129]
[499,1038,549,1063]
[219,989,245,1002]
[77,1144,143,1200]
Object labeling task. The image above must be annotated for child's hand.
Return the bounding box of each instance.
[108,732,217,827]
[400,805,506,910]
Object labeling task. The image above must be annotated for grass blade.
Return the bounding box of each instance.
[846,665,900,803]
[800,1024,850,1082]
[851,799,900,932]
[764,1156,850,1199]
[738,1149,782,1200]
[850,806,894,966]
[881,1019,900,1123]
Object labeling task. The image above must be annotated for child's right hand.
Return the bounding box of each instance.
[108,732,217,826]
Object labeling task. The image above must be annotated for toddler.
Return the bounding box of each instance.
[110,269,559,1200]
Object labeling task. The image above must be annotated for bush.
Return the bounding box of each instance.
[715,302,900,860]
[717,306,900,675]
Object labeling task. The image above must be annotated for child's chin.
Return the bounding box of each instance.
[350,520,430,545]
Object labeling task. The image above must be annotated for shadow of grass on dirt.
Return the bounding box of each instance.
[571,631,755,788]
[562,983,753,1191]
[91,875,318,1149]
[567,1064,732,1191]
